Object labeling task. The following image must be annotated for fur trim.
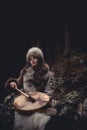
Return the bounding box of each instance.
[13,111,50,130]
[26,47,44,62]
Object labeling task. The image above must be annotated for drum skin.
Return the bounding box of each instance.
[13,92,50,115]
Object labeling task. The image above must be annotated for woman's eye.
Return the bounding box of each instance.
[33,56,37,59]
[30,56,38,61]
[34,57,37,60]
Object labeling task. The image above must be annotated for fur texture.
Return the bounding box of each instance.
[26,47,44,62]
[13,111,50,130]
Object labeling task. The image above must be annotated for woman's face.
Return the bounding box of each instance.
[29,56,38,67]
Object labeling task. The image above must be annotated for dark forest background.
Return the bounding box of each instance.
[0,1,87,100]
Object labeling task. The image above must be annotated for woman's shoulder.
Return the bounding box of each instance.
[43,70,54,80]
[44,63,54,75]
[45,63,50,70]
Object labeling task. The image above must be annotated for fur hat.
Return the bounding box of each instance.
[26,47,44,62]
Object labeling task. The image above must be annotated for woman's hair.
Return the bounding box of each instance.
[33,64,49,87]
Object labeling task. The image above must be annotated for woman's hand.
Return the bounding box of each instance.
[10,82,17,89]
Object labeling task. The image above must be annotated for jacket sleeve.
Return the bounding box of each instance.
[4,69,24,94]
[4,65,29,93]
[44,72,56,98]
[4,77,19,94]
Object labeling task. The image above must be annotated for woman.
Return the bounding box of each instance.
[5,47,57,130]
[6,47,55,98]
